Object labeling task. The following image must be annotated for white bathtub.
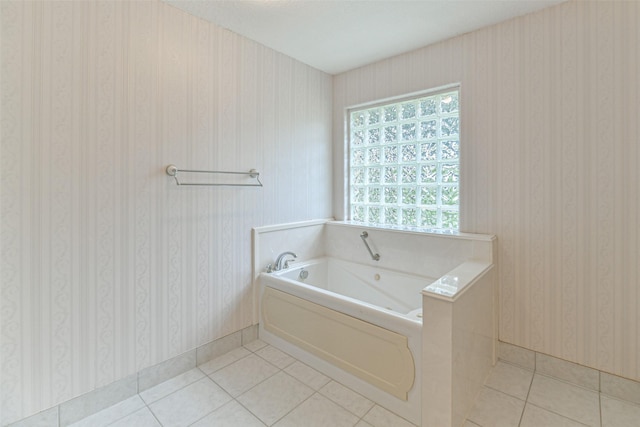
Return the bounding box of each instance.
[274,257,430,322]
[254,220,497,427]
[259,257,429,425]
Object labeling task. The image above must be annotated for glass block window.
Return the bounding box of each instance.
[349,89,460,230]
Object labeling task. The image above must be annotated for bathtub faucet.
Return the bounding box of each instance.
[274,251,297,271]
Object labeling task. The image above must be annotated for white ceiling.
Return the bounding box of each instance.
[165,0,565,75]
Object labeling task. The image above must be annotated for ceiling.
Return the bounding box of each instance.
[165,0,565,75]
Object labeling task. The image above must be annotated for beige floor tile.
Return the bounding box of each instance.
[467,386,525,427]
[535,353,599,391]
[601,373,640,406]
[485,361,534,400]
[8,408,58,427]
[319,380,374,418]
[527,374,600,426]
[284,361,331,391]
[69,396,145,427]
[520,403,589,427]
[243,339,268,352]
[148,377,231,427]
[237,371,314,425]
[255,345,296,369]
[601,395,640,427]
[138,351,196,393]
[273,393,359,427]
[362,405,418,427]
[198,347,251,375]
[209,354,279,397]
[190,400,266,427]
[499,342,536,371]
[108,408,161,427]
[140,368,205,404]
[60,375,138,426]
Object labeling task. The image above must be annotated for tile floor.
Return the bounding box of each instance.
[465,360,640,427]
[68,339,417,427]
[67,340,640,427]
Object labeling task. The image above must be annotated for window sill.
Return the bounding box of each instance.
[329,220,495,241]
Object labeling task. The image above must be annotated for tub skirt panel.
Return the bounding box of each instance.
[262,287,415,400]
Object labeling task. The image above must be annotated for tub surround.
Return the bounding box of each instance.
[253,219,497,426]
[325,221,494,280]
[261,286,415,400]
[422,260,496,427]
[251,219,330,324]
[423,260,493,300]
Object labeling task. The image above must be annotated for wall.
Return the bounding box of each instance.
[334,0,640,381]
[0,0,332,423]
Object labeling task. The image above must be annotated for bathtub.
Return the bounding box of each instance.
[254,220,497,427]
[259,257,429,425]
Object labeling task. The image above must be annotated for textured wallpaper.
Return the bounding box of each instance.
[334,0,639,382]
[0,0,332,423]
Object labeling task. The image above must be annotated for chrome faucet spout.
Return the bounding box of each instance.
[274,251,297,271]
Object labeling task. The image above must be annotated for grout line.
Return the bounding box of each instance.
[466,387,525,427]
[269,389,318,426]
[598,370,602,427]
[97,398,144,427]
[516,369,536,426]
[71,395,147,427]
[496,358,535,373]
[482,383,526,401]
[599,392,603,427]
[182,398,232,427]
[140,368,206,406]
[468,358,604,427]
[197,349,252,376]
[18,333,260,427]
[360,404,377,425]
[318,380,375,420]
[72,338,418,427]
[598,370,601,392]
[143,398,164,427]
[234,396,268,426]
[219,359,282,398]
[533,371,601,393]
[524,402,591,427]
[225,360,288,425]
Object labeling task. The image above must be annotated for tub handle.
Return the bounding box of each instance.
[360,231,381,261]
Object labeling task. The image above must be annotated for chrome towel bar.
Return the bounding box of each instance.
[166,164,263,187]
